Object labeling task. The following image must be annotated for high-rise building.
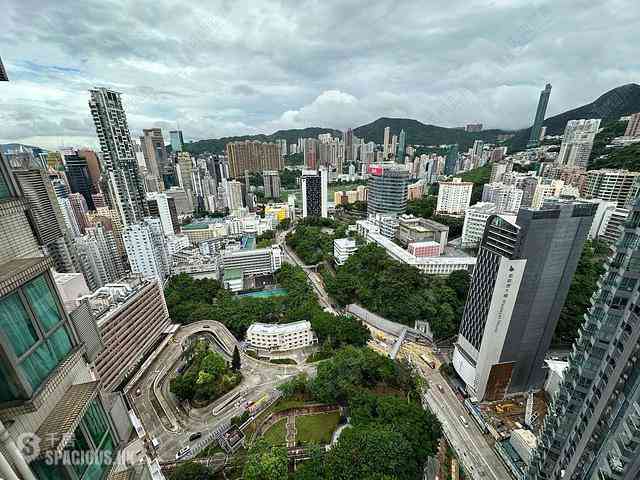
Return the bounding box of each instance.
[225,180,244,211]
[383,126,391,159]
[490,161,513,183]
[444,144,459,175]
[396,129,406,162]
[68,192,89,233]
[303,138,319,170]
[452,201,596,401]
[556,119,601,168]
[123,217,170,282]
[302,168,328,218]
[482,182,524,213]
[141,127,169,185]
[344,128,354,166]
[436,177,473,215]
[147,191,179,235]
[6,159,81,273]
[583,169,640,207]
[85,222,125,282]
[263,170,281,199]
[527,83,552,148]
[527,198,640,480]
[63,150,96,210]
[624,112,640,138]
[169,129,184,152]
[461,203,516,250]
[74,234,110,290]
[89,87,148,225]
[78,148,102,192]
[0,153,130,480]
[0,55,8,81]
[226,140,282,177]
[367,164,410,216]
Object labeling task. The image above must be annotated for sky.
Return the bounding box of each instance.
[0,0,638,150]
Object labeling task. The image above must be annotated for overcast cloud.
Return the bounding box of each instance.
[0,0,638,149]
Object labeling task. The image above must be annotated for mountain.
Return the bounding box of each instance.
[509,83,640,151]
[353,117,512,150]
[185,127,341,155]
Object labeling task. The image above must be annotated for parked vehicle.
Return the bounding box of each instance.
[459,415,469,427]
[189,432,202,442]
[175,446,192,460]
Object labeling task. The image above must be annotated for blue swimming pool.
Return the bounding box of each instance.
[238,288,288,298]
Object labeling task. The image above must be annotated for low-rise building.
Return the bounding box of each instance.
[222,245,282,280]
[395,214,449,251]
[407,241,441,257]
[510,429,537,465]
[334,238,357,265]
[223,268,244,292]
[246,321,317,351]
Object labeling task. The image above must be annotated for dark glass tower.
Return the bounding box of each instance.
[444,144,459,175]
[367,164,410,215]
[64,151,95,210]
[527,83,552,148]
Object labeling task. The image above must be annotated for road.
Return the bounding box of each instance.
[130,320,313,462]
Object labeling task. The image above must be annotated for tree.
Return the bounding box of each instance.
[170,462,211,480]
[200,351,227,379]
[232,345,241,371]
[243,439,288,480]
[170,372,197,402]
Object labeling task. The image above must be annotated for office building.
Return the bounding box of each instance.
[83,276,170,392]
[175,151,194,201]
[263,170,281,199]
[89,87,148,225]
[334,238,357,266]
[170,129,184,152]
[527,197,640,480]
[0,153,129,480]
[344,128,354,165]
[527,83,552,148]
[556,119,601,168]
[436,178,473,215]
[246,321,316,352]
[63,150,95,210]
[395,214,449,251]
[452,201,596,401]
[444,144,459,175]
[383,126,391,159]
[147,191,179,236]
[624,112,640,138]
[222,245,282,280]
[7,161,80,273]
[302,168,328,218]
[396,129,406,161]
[461,203,517,250]
[78,148,102,192]
[583,169,640,207]
[367,164,410,215]
[482,182,523,213]
[123,218,170,283]
[226,140,282,178]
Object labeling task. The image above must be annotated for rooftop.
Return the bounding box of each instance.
[247,321,312,335]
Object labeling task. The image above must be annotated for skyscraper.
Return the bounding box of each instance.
[302,168,328,218]
[444,144,459,175]
[63,150,95,210]
[527,83,552,148]
[142,127,171,185]
[0,152,128,480]
[226,140,282,177]
[367,164,410,215]
[225,180,244,211]
[344,128,354,167]
[452,201,596,401]
[123,217,170,283]
[263,170,281,199]
[528,197,640,480]
[89,87,148,226]
[170,129,184,152]
[396,129,406,162]
[556,119,602,169]
[383,126,391,158]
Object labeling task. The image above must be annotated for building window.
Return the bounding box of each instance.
[0,274,75,393]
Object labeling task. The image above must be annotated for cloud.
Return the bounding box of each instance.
[0,0,638,149]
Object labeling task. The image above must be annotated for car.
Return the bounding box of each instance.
[175,446,192,460]
[135,388,141,396]
[202,325,210,329]
[437,384,444,393]
[189,432,202,442]
[459,415,469,427]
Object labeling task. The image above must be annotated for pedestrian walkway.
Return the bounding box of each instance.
[286,413,296,448]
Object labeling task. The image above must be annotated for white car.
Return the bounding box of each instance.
[175,446,192,460]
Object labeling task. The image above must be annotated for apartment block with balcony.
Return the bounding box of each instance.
[0,153,128,480]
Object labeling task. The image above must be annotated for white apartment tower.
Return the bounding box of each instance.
[123,217,170,282]
[436,178,473,215]
[556,119,601,168]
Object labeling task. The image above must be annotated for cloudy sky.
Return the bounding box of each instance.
[0,0,638,149]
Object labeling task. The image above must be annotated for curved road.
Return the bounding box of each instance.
[130,320,314,462]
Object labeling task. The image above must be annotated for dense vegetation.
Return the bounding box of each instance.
[553,240,608,345]
[460,163,491,204]
[405,195,465,238]
[284,153,304,166]
[258,346,441,480]
[286,218,349,265]
[165,265,370,348]
[170,340,242,404]
[588,142,640,172]
[324,244,470,339]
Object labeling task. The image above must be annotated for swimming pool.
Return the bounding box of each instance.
[239,288,288,298]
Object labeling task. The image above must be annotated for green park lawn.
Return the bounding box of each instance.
[295,411,341,445]
[261,418,287,445]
